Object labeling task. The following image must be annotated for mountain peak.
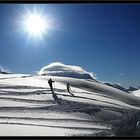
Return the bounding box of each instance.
[38,62,96,80]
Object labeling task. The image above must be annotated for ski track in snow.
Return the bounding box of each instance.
[0,74,140,136]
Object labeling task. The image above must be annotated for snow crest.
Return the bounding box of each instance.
[38,62,96,80]
[133,89,140,97]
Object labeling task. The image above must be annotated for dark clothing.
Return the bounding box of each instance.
[67,83,74,96]
[67,83,71,93]
[48,78,62,104]
[48,78,54,92]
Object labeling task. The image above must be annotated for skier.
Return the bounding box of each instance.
[67,83,74,96]
[48,78,55,93]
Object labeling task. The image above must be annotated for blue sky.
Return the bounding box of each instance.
[0,4,140,87]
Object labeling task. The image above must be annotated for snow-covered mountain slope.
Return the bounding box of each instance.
[0,74,30,79]
[39,62,95,80]
[37,76,140,108]
[104,83,128,93]
[133,89,140,97]
[0,74,140,136]
[1,74,140,108]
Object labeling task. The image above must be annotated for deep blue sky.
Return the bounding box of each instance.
[0,4,140,87]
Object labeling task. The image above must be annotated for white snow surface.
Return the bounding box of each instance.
[0,73,140,136]
[132,89,140,97]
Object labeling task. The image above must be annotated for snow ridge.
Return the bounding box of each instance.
[39,62,95,80]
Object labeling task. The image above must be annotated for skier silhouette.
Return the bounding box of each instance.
[48,78,62,104]
[67,83,74,96]
[48,78,55,93]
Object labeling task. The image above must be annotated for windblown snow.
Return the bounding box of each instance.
[38,62,95,80]
[133,89,140,97]
[0,63,140,136]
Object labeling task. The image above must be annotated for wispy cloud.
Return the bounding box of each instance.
[0,66,10,73]
[119,73,125,76]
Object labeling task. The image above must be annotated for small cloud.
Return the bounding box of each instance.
[119,73,125,76]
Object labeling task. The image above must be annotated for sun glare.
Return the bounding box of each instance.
[24,13,48,38]
[19,6,54,41]
[14,5,60,44]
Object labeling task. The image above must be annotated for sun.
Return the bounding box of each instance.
[14,6,59,44]
[19,6,54,40]
[24,13,47,37]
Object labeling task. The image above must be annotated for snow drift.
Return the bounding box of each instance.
[0,73,140,136]
[133,89,140,97]
[0,63,140,136]
[38,62,95,80]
